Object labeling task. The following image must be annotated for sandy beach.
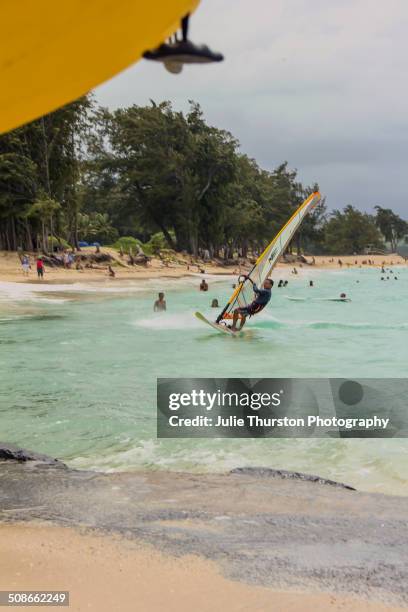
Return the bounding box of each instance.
[0,523,404,612]
[1,456,408,611]
[0,249,406,284]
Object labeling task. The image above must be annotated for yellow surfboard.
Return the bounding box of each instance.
[0,0,199,134]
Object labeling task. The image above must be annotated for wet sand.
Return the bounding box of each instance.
[0,523,404,612]
[1,457,408,610]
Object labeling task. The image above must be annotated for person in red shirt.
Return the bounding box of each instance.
[36,257,44,279]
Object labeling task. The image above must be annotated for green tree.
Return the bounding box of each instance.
[26,195,61,253]
[77,212,118,244]
[0,96,91,251]
[374,206,408,252]
[0,149,37,250]
[324,205,383,254]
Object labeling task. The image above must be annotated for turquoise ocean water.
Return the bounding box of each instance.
[0,266,407,495]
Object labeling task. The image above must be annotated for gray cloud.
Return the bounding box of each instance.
[95,0,408,216]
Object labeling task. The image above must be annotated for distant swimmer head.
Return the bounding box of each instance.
[211,298,219,308]
[340,293,346,298]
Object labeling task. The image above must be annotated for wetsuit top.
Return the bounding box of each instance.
[252,284,271,306]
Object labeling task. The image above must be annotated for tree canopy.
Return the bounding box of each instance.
[0,96,406,257]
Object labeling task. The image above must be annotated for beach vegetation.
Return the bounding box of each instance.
[0,96,406,257]
[113,236,144,254]
[323,206,384,254]
[374,206,408,253]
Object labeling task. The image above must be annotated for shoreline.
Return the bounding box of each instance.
[1,455,408,610]
[0,250,406,285]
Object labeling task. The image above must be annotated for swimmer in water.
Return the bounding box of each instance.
[154,292,167,312]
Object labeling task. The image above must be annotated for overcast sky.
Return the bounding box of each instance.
[95,0,408,216]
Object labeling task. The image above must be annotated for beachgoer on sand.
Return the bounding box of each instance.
[36,257,44,279]
[21,254,30,276]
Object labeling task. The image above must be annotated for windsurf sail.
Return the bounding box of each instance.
[216,191,321,323]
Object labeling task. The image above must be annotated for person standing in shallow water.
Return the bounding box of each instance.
[154,292,166,312]
[36,257,44,279]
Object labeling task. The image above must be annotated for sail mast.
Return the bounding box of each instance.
[216,191,321,323]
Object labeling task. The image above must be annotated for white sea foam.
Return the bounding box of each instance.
[135,312,202,330]
[66,438,408,497]
[0,280,149,302]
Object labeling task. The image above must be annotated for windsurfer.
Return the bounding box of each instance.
[230,277,273,331]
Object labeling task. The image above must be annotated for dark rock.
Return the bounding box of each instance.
[282,253,297,263]
[0,442,65,467]
[76,252,113,264]
[230,467,356,490]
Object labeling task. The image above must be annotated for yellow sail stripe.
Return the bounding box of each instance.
[255,191,320,266]
[227,191,320,305]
